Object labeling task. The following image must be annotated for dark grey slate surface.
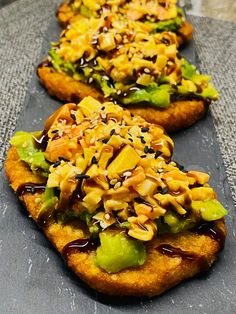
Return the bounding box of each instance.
[0,8,236,314]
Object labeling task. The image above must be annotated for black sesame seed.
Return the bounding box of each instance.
[101,117,107,123]
[144,146,149,153]
[75,174,90,180]
[148,148,155,154]
[91,156,98,164]
[128,138,133,142]
[141,127,149,133]
[58,157,69,162]
[102,138,109,144]
[53,161,61,168]
[154,151,162,159]
[138,136,146,144]
[131,113,134,117]
[51,130,58,134]
[161,187,169,195]
[141,155,146,158]
[110,129,115,136]
[101,106,105,110]
[70,113,76,120]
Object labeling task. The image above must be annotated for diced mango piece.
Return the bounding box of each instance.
[98,145,113,169]
[134,179,157,196]
[107,145,140,175]
[190,187,216,201]
[187,171,210,185]
[99,33,116,52]
[78,96,102,117]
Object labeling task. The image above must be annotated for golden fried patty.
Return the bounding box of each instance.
[56,3,193,46]
[5,146,226,297]
[37,66,207,133]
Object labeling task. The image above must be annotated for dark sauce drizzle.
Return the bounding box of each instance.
[157,244,196,261]
[192,221,225,249]
[62,238,100,262]
[17,183,46,196]
[157,244,209,272]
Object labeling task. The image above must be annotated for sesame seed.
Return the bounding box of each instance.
[128,138,133,142]
[104,213,110,220]
[70,113,76,120]
[161,187,169,195]
[123,171,132,178]
[110,129,116,136]
[91,156,98,164]
[75,174,90,180]
[110,179,118,185]
[144,146,149,153]
[141,127,149,132]
[88,77,93,84]
[154,151,162,159]
[53,161,61,168]
[148,148,155,154]
[51,130,58,134]
[114,182,121,189]
[101,106,105,110]
[144,68,150,73]
[102,138,109,144]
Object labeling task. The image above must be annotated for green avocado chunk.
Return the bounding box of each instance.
[10,131,49,177]
[163,211,195,233]
[122,84,172,108]
[49,49,75,76]
[95,231,146,273]
[191,199,228,221]
[147,16,183,32]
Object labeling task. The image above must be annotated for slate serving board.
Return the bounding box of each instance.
[0,14,236,314]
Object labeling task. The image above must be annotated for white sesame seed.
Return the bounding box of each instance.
[144,68,151,73]
[88,77,93,84]
[110,179,118,185]
[114,182,121,189]
[104,213,110,220]
[123,171,132,178]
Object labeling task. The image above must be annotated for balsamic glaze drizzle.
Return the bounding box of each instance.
[62,238,100,262]
[17,183,46,196]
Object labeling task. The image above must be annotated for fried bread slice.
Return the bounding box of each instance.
[5,146,226,297]
[37,66,207,133]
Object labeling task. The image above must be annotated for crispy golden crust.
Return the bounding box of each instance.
[128,100,208,134]
[37,66,105,103]
[5,147,226,297]
[56,3,193,46]
[37,66,207,133]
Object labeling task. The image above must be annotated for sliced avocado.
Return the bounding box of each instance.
[122,84,172,108]
[10,131,49,177]
[38,186,58,226]
[163,211,195,233]
[95,231,146,273]
[181,59,197,80]
[191,199,227,221]
[49,49,75,76]
[198,83,219,100]
[146,16,183,32]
